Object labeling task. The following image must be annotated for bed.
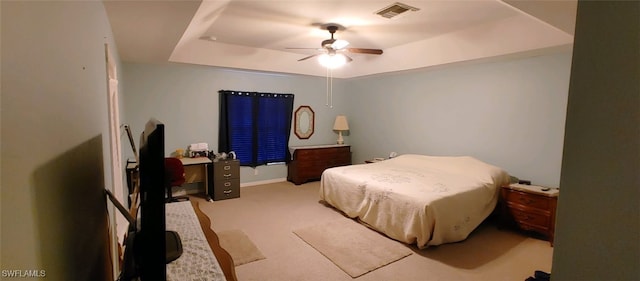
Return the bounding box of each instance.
[319,154,510,249]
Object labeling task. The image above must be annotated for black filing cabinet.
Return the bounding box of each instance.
[212,159,240,200]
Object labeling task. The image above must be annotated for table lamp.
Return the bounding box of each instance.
[333,115,349,144]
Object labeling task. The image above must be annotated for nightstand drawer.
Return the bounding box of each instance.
[504,190,550,210]
[507,207,550,227]
[500,184,558,246]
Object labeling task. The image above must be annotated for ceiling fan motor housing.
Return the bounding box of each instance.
[292,23,383,62]
[321,39,336,48]
[321,25,339,48]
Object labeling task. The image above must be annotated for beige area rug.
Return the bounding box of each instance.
[217,229,266,266]
[293,218,412,278]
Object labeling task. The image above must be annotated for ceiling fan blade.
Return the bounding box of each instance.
[298,54,319,61]
[286,47,323,50]
[347,48,383,55]
[345,54,353,62]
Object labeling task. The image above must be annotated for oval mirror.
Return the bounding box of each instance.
[294,105,314,139]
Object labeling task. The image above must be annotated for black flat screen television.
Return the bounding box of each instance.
[113,118,182,281]
[135,118,166,280]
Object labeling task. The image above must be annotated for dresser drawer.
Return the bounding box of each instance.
[507,206,550,228]
[213,160,239,178]
[297,168,323,180]
[288,145,351,185]
[500,185,558,246]
[334,153,351,164]
[295,150,323,160]
[504,189,550,210]
[322,147,344,156]
[213,179,240,200]
[212,159,240,200]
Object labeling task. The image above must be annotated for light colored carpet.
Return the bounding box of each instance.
[194,181,554,281]
[217,229,266,266]
[294,218,412,278]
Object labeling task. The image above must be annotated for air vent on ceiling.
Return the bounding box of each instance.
[375,2,420,19]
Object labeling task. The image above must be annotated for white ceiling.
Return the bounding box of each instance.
[104,0,576,78]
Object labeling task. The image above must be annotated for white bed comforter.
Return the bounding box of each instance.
[319,154,510,249]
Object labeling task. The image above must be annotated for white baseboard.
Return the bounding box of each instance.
[241,178,287,187]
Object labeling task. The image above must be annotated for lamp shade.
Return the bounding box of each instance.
[333,115,349,131]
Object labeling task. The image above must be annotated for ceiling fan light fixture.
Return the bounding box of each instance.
[318,53,347,69]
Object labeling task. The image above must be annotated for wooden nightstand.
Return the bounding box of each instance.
[500,184,559,245]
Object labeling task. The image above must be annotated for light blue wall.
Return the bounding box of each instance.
[346,52,572,187]
[122,63,349,183]
[1,1,119,279]
[123,51,571,187]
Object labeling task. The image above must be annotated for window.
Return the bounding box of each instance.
[218,90,294,167]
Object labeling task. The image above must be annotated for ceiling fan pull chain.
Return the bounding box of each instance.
[330,69,333,108]
[326,67,329,107]
[326,68,333,108]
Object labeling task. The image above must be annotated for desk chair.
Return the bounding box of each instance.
[165,157,189,202]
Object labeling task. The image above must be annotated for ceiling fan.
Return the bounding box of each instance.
[288,24,383,68]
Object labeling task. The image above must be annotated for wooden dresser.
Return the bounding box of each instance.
[212,159,240,201]
[500,184,559,245]
[287,144,351,185]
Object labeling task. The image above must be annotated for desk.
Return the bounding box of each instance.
[180,157,213,201]
[125,157,214,203]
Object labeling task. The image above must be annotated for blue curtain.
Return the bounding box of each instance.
[218,91,294,167]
